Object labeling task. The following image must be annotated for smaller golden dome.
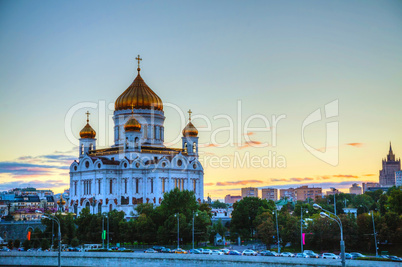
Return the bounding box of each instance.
[80,111,96,139]
[182,109,198,137]
[125,115,141,132]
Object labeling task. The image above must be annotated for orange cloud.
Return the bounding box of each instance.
[346,143,364,147]
[271,177,314,182]
[204,183,214,186]
[362,174,375,176]
[332,174,358,178]
[216,180,263,186]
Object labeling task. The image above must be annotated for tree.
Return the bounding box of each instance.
[230,197,273,239]
[22,240,31,250]
[71,238,79,248]
[41,239,50,250]
[388,189,402,214]
[255,211,275,247]
[211,200,228,209]
[7,240,13,249]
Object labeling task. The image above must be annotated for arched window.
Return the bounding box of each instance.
[81,144,84,155]
[98,203,102,214]
[143,125,148,138]
[89,144,93,151]
[109,204,112,212]
[193,143,196,153]
[184,142,187,153]
[85,202,90,209]
[135,137,139,148]
[125,137,129,149]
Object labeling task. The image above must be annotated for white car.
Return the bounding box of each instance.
[280,252,295,257]
[211,250,224,255]
[242,249,258,256]
[322,253,339,259]
[202,249,212,254]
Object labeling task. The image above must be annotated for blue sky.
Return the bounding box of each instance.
[0,1,401,197]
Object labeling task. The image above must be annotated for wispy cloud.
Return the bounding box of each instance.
[0,162,68,178]
[362,174,375,176]
[216,180,264,186]
[271,177,314,182]
[346,143,364,147]
[204,183,214,186]
[332,174,358,178]
[0,180,68,191]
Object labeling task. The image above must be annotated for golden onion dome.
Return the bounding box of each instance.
[124,115,141,132]
[115,68,163,111]
[182,109,198,137]
[80,111,96,139]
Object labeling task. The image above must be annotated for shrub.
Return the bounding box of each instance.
[14,239,20,249]
[356,257,391,261]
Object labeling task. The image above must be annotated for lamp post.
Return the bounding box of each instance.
[314,204,345,267]
[192,211,198,249]
[272,209,280,254]
[368,211,378,257]
[175,213,180,249]
[36,211,61,267]
[330,187,337,215]
[106,214,109,250]
[300,206,308,253]
[102,215,105,249]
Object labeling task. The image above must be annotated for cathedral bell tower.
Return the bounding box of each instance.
[79,111,96,158]
[182,110,199,156]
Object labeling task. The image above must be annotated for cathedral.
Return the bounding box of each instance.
[379,143,400,186]
[69,56,204,216]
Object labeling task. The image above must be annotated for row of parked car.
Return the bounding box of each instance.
[143,247,402,262]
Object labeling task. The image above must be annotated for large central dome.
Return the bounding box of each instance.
[115,70,163,111]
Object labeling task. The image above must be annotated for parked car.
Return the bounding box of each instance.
[304,251,319,258]
[229,250,242,255]
[160,247,171,253]
[220,249,230,255]
[242,249,258,256]
[295,253,309,258]
[144,248,158,253]
[17,248,25,251]
[268,251,279,257]
[260,250,271,256]
[173,248,187,254]
[211,250,224,255]
[67,247,81,252]
[202,249,212,255]
[152,246,165,252]
[1,247,11,252]
[188,249,202,254]
[342,253,353,259]
[280,252,294,257]
[389,256,402,262]
[350,252,365,258]
[322,253,339,259]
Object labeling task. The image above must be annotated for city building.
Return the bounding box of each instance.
[349,183,362,195]
[261,188,278,201]
[224,194,242,204]
[241,187,258,198]
[295,186,322,201]
[362,182,381,193]
[69,58,204,217]
[379,143,400,186]
[326,188,340,196]
[280,188,295,201]
[395,171,402,187]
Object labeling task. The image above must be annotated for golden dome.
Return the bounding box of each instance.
[115,70,163,111]
[124,115,141,132]
[80,111,96,139]
[182,110,198,137]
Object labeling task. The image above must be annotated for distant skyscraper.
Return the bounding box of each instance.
[395,171,402,187]
[349,183,362,195]
[224,194,242,204]
[261,188,278,201]
[379,143,400,186]
[241,187,258,198]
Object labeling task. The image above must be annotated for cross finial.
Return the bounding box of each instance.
[86,111,90,123]
[135,54,142,73]
[188,109,192,121]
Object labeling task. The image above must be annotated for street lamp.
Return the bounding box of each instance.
[368,211,378,257]
[330,187,337,215]
[300,206,308,253]
[106,214,109,250]
[314,204,345,267]
[192,211,198,249]
[174,213,180,249]
[36,211,61,267]
[272,209,280,254]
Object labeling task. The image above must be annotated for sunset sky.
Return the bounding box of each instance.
[0,1,401,199]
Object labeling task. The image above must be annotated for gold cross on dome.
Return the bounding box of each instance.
[86,111,90,122]
[135,55,142,69]
[188,109,192,121]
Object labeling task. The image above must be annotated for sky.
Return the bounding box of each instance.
[0,0,401,198]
